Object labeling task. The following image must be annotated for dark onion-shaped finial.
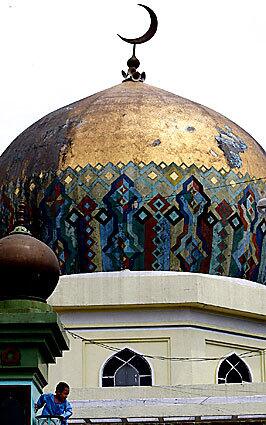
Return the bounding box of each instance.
[0,233,60,302]
[0,200,60,302]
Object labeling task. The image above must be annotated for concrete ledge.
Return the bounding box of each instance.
[48,272,266,319]
[69,383,266,419]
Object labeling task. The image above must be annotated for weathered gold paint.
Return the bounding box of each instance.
[59,81,265,178]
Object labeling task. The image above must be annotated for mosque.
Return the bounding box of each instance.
[0,4,265,425]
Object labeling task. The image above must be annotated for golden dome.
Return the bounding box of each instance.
[0,81,265,283]
[59,82,265,177]
[0,81,265,183]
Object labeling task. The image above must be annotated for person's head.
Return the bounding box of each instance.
[55,382,70,402]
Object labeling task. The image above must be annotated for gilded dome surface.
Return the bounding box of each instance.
[0,82,265,181]
[0,82,265,283]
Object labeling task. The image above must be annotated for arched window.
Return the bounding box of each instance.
[218,353,252,384]
[102,348,152,387]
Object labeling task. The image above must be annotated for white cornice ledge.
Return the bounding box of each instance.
[48,271,266,319]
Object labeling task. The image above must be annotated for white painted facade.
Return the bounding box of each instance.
[46,271,266,423]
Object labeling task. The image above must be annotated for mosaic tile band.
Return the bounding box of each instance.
[0,162,265,284]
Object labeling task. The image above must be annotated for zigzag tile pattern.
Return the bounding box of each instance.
[0,162,265,284]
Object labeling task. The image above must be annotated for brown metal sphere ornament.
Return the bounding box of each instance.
[0,203,60,302]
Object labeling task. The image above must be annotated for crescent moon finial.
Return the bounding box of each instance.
[118,4,158,83]
[117,4,158,45]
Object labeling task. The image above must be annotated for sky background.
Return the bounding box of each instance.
[0,0,266,155]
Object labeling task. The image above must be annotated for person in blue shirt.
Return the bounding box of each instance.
[35,382,73,425]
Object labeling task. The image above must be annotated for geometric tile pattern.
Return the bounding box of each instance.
[0,162,265,284]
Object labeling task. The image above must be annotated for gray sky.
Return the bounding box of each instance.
[1,0,266,155]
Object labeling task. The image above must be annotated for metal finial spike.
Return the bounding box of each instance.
[119,4,158,83]
[17,202,26,226]
[10,201,31,235]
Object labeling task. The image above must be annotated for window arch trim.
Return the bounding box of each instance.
[100,347,154,387]
[216,351,253,384]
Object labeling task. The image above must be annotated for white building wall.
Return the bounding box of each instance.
[47,272,266,391]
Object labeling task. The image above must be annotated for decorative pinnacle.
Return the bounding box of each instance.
[118,4,158,82]
[10,201,31,235]
[122,44,146,82]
